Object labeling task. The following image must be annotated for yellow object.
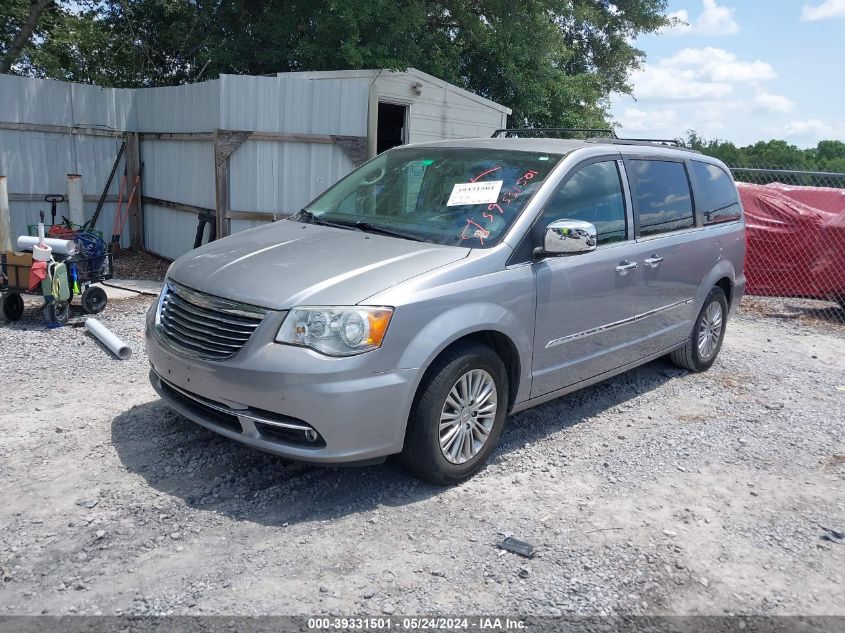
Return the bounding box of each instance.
[366,309,393,347]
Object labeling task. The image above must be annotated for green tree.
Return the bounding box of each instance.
[1,0,674,128]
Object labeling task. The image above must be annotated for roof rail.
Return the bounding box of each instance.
[585,137,700,153]
[491,128,617,139]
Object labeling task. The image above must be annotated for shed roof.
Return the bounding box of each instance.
[277,68,512,115]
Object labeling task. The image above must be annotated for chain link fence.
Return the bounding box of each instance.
[729,165,845,324]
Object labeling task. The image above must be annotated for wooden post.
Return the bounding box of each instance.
[0,176,11,253]
[125,133,143,250]
[213,130,250,240]
[367,83,378,160]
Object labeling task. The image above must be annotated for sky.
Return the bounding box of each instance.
[610,0,845,148]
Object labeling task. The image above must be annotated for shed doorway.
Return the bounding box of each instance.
[377,102,407,153]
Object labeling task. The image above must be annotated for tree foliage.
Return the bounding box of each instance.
[681,131,845,174]
[1,0,672,127]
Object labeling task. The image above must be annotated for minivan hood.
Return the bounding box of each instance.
[168,220,469,310]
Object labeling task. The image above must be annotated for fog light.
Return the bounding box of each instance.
[304,429,319,443]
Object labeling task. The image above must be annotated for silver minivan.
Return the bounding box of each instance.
[146,137,746,484]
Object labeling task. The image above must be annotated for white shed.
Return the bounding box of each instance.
[279,68,512,158]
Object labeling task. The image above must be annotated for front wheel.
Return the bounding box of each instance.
[2,293,24,321]
[397,341,508,485]
[671,286,728,372]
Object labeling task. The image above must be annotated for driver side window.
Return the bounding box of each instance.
[544,161,628,245]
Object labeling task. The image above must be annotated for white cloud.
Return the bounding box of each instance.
[754,92,795,113]
[619,107,679,132]
[801,0,845,21]
[773,119,845,145]
[664,0,740,35]
[664,48,776,82]
[628,48,776,101]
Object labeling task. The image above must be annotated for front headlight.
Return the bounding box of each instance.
[275,306,394,356]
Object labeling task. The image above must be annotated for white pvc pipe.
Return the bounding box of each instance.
[85,317,132,359]
[0,176,11,253]
[16,235,77,255]
[67,174,84,227]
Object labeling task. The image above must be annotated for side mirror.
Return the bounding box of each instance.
[540,219,597,256]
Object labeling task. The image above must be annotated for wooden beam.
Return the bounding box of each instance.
[225,210,289,222]
[138,132,215,142]
[142,196,287,223]
[139,128,367,164]
[8,193,120,203]
[213,131,232,239]
[125,132,144,250]
[141,196,215,219]
[0,121,123,138]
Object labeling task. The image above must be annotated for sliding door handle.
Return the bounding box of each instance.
[615,260,638,276]
[643,254,664,268]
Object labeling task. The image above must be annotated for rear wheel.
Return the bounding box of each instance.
[397,341,508,485]
[671,287,728,372]
[2,293,24,321]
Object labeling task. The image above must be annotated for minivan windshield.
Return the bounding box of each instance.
[297,147,563,248]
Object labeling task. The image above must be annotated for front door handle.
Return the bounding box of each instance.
[643,254,664,268]
[615,260,638,276]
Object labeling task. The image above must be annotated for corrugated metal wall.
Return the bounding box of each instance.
[135,80,221,259]
[135,75,368,259]
[1,70,508,262]
[0,75,134,247]
[222,75,366,223]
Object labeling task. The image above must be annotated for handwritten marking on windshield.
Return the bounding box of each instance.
[470,166,502,182]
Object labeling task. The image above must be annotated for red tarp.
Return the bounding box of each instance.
[738,182,845,301]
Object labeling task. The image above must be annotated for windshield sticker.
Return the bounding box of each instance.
[461,219,491,244]
[447,180,503,206]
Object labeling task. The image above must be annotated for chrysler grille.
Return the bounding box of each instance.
[156,281,267,361]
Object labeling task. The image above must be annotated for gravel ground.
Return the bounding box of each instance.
[0,296,842,617]
[112,249,171,282]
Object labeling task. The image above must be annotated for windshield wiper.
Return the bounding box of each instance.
[293,211,428,242]
[292,209,351,230]
[343,220,429,243]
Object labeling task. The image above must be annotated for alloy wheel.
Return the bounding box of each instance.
[439,369,498,464]
[697,301,723,360]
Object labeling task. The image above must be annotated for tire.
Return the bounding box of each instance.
[81,286,108,314]
[671,286,729,372]
[2,293,24,321]
[43,300,70,326]
[397,341,509,485]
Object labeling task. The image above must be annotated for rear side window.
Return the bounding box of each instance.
[691,160,741,225]
[628,160,694,237]
[544,161,627,245]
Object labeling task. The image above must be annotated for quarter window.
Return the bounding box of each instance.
[629,160,694,237]
[544,161,627,245]
[690,160,741,225]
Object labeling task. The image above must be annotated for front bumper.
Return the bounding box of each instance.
[145,307,418,464]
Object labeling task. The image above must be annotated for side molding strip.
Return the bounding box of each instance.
[545,298,693,349]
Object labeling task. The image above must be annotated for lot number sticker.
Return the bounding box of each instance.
[447,180,503,206]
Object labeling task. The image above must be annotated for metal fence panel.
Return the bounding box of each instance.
[220,75,368,136]
[144,203,206,261]
[0,74,132,247]
[228,141,355,215]
[133,81,220,133]
[141,140,215,208]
